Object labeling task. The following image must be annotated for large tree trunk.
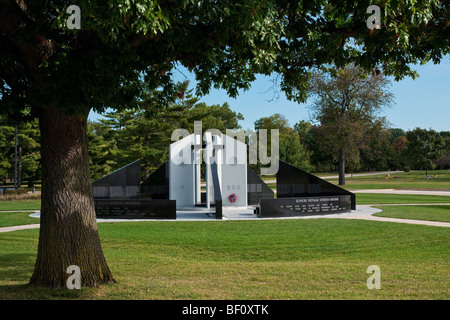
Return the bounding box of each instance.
[338,148,346,186]
[30,106,115,288]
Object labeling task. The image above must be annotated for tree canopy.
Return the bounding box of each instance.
[404,128,446,175]
[307,63,394,184]
[1,0,449,119]
[254,113,314,172]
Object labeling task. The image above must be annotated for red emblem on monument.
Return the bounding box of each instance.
[228,193,237,203]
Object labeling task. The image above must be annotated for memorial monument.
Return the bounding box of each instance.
[256,160,355,217]
[92,160,176,219]
[92,128,355,220]
[168,131,247,209]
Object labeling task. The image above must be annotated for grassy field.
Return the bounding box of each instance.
[1,171,449,300]
[0,219,448,300]
[373,205,450,222]
[329,170,450,190]
[1,193,449,229]
[0,212,39,228]
[264,170,450,195]
[0,200,41,211]
[263,170,450,190]
[355,193,450,205]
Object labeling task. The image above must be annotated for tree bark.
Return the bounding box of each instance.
[30,106,115,288]
[338,148,346,186]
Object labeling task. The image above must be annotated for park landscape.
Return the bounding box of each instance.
[0,0,449,303]
[0,170,449,299]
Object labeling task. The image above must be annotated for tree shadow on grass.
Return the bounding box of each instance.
[0,253,93,299]
[0,283,93,299]
[0,253,35,280]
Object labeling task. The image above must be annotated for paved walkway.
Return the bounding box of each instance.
[339,214,450,227]
[0,224,40,233]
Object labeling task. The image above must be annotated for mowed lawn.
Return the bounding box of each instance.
[0,200,40,212]
[0,218,448,300]
[0,201,41,228]
[374,205,450,222]
[1,173,449,300]
[331,170,450,190]
[355,193,450,205]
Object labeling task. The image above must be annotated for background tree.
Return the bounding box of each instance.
[279,131,315,172]
[87,82,245,180]
[434,131,450,170]
[404,128,446,175]
[390,128,409,170]
[359,118,393,172]
[0,116,40,186]
[87,120,120,180]
[293,120,313,148]
[254,114,290,133]
[308,64,394,185]
[0,117,14,183]
[1,0,448,288]
[300,124,334,173]
[187,102,244,132]
[254,114,314,172]
[15,119,41,187]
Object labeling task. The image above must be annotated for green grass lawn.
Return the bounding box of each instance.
[329,170,450,190]
[260,169,450,189]
[266,170,450,196]
[0,200,41,211]
[0,212,39,228]
[354,193,450,205]
[374,205,450,223]
[1,172,448,300]
[0,219,448,300]
[1,194,449,229]
[0,201,41,228]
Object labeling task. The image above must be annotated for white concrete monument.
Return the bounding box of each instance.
[169,131,247,209]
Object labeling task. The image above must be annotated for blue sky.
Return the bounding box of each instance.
[90,57,450,132]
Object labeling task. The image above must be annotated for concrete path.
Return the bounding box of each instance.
[0,223,40,233]
[339,214,450,227]
[0,210,41,233]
